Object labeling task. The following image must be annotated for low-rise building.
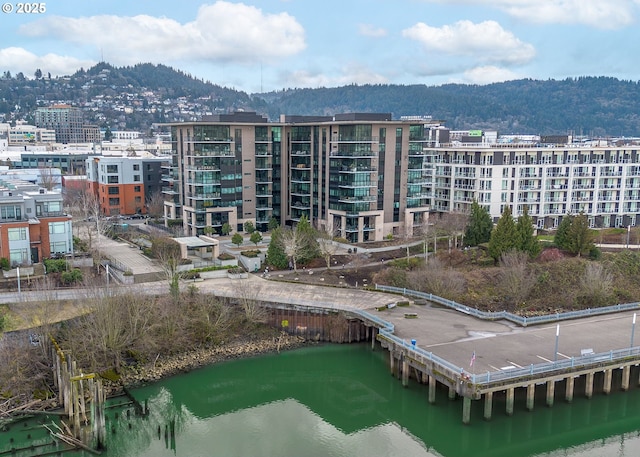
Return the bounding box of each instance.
[0,180,72,265]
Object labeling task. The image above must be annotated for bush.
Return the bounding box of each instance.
[218,253,235,261]
[240,250,260,258]
[227,267,245,275]
[0,258,9,271]
[44,258,68,273]
[61,268,83,285]
[181,271,201,280]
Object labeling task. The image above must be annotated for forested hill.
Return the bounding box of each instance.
[261,77,640,136]
[1,62,639,136]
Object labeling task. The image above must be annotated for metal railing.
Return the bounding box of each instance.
[370,285,640,386]
[374,284,640,327]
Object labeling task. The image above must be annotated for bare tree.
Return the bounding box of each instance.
[234,281,268,324]
[579,262,613,307]
[146,190,165,219]
[38,166,61,191]
[499,251,535,309]
[407,258,466,299]
[317,223,339,269]
[150,236,183,300]
[280,228,305,272]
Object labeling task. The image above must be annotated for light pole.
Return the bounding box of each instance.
[631,313,637,349]
[554,324,560,362]
[17,266,21,300]
[627,225,631,249]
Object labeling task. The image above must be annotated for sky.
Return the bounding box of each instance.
[1,0,639,93]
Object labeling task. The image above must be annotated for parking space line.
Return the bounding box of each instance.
[506,360,523,368]
[537,355,552,362]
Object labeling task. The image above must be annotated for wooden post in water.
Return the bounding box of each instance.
[622,366,631,391]
[505,388,515,416]
[526,384,535,411]
[603,369,613,394]
[389,352,395,375]
[483,392,493,421]
[565,376,575,402]
[585,372,594,398]
[546,380,555,407]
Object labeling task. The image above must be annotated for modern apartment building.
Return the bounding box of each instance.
[35,105,85,144]
[0,180,72,265]
[86,156,166,216]
[429,138,640,230]
[164,112,440,241]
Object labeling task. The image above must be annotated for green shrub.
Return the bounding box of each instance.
[240,250,260,258]
[218,253,235,261]
[44,258,68,273]
[0,258,9,271]
[181,271,201,280]
[61,268,83,285]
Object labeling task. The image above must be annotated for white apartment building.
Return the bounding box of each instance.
[428,140,640,229]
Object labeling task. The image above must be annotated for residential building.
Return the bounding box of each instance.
[165,113,640,242]
[86,156,167,216]
[35,105,85,144]
[0,180,72,265]
[164,112,439,241]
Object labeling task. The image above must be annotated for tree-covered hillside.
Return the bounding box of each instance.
[1,62,639,136]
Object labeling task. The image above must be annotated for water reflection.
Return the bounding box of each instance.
[4,344,640,457]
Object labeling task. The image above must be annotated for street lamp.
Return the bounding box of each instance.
[554,324,560,362]
[631,313,637,349]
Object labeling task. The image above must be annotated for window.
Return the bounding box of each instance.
[108,187,119,195]
[134,186,141,192]
[108,176,119,184]
[106,164,118,173]
[133,175,140,182]
[9,248,28,266]
[8,227,27,241]
[44,201,61,213]
[133,164,140,171]
[50,241,67,254]
[1,206,21,220]
[48,222,66,234]
[109,198,120,206]
[135,196,141,203]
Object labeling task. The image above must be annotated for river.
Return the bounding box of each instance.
[3,343,640,457]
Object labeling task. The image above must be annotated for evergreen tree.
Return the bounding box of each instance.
[515,206,540,258]
[567,212,594,257]
[464,200,493,246]
[221,222,231,236]
[295,214,320,263]
[488,206,518,261]
[267,217,279,231]
[554,215,572,250]
[266,227,288,269]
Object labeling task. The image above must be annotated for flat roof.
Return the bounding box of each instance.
[174,236,216,248]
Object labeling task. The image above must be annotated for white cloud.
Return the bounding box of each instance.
[19,1,306,65]
[422,0,639,29]
[282,65,388,89]
[0,47,95,77]
[461,65,521,84]
[358,24,388,37]
[402,20,535,65]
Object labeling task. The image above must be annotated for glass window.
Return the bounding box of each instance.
[108,187,119,195]
[106,164,118,173]
[48,222,66,234]
[134,175,140,182]
[133,164,140,171]
[134,186,141,192]
[108,176,119,184]
[8,227,27,240]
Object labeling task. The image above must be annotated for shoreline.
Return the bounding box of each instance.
[118,331,310,388]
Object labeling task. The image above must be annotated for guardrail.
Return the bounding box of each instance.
[370,285,640,387]
[374,284,640,327]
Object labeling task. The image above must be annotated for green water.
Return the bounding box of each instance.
[3,344,640,457]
